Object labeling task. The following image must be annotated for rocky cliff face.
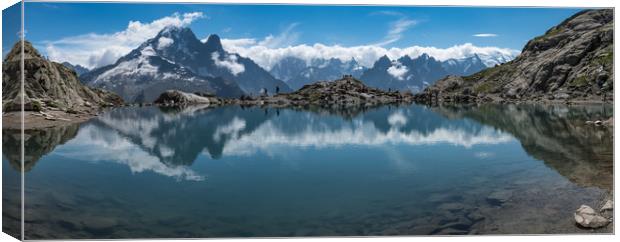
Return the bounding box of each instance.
[2,41,123,112]
[415,9,613,103]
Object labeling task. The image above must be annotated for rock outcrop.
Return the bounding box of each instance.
[151,75,415,109]
[237,75,415,108]
[415,9,613,103]
[2,41,123,113]
[154,90,222,106]
[574,205,610,228]
[61,62,90,76]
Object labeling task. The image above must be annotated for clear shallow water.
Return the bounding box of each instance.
[2,103,613,238]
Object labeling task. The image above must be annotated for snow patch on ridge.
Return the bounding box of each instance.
[95,46,160,83]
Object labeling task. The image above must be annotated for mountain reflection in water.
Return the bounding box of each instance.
[1,103,613,238]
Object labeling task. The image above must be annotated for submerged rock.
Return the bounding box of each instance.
[437,202,466,212]
[574,205,610,228]
[486,190,513,206]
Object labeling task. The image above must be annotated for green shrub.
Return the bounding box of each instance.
[45,100,61,108]
[594,51,613,67]
[2,101,13,112]
[31,100,42,112]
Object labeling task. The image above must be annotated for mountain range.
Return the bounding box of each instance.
[72,25,513,102]
[358,54,487,92]
[269,53,491,93]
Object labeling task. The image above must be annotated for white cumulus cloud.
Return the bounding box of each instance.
[157,36,174,49]
[222,40,519,70]
[211,52,245,76]
[387,62,409,80]
[41,12,204,69]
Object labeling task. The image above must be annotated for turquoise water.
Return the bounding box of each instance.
[2,104,613,238]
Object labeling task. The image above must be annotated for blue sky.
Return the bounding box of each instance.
[3,2,583,68]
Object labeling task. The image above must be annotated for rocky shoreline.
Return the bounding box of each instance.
[412,76,613,105]
[2,109,111,130]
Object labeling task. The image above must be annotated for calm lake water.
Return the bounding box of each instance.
[2,103,613,239]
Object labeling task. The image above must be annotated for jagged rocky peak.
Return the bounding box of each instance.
[159,25,193,36]
[204,34,224,52]
[150,25,204,56]
[397,55,413,63]
[3,40,43,62]
[2,40,123,112]
[375,55,392,66]
[156,26,201,44]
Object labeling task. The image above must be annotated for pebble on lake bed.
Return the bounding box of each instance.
[574,205,610,228]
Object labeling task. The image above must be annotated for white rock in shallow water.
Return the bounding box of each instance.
[600,200,613,211]
[574,205,610,228]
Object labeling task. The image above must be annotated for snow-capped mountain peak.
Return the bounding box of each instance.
[81,26,289,101]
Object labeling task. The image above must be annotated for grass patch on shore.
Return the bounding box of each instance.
[568,75,589,87]
[475,82,495,93]
[593,49,613,67]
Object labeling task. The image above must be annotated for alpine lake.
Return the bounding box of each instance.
[2,103,613,239]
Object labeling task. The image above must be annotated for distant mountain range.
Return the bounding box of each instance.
[269,53,493,92]
[80,26,289,102]
[358,54,487,92]
[61,62,90,76]
[270,57,366,90]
